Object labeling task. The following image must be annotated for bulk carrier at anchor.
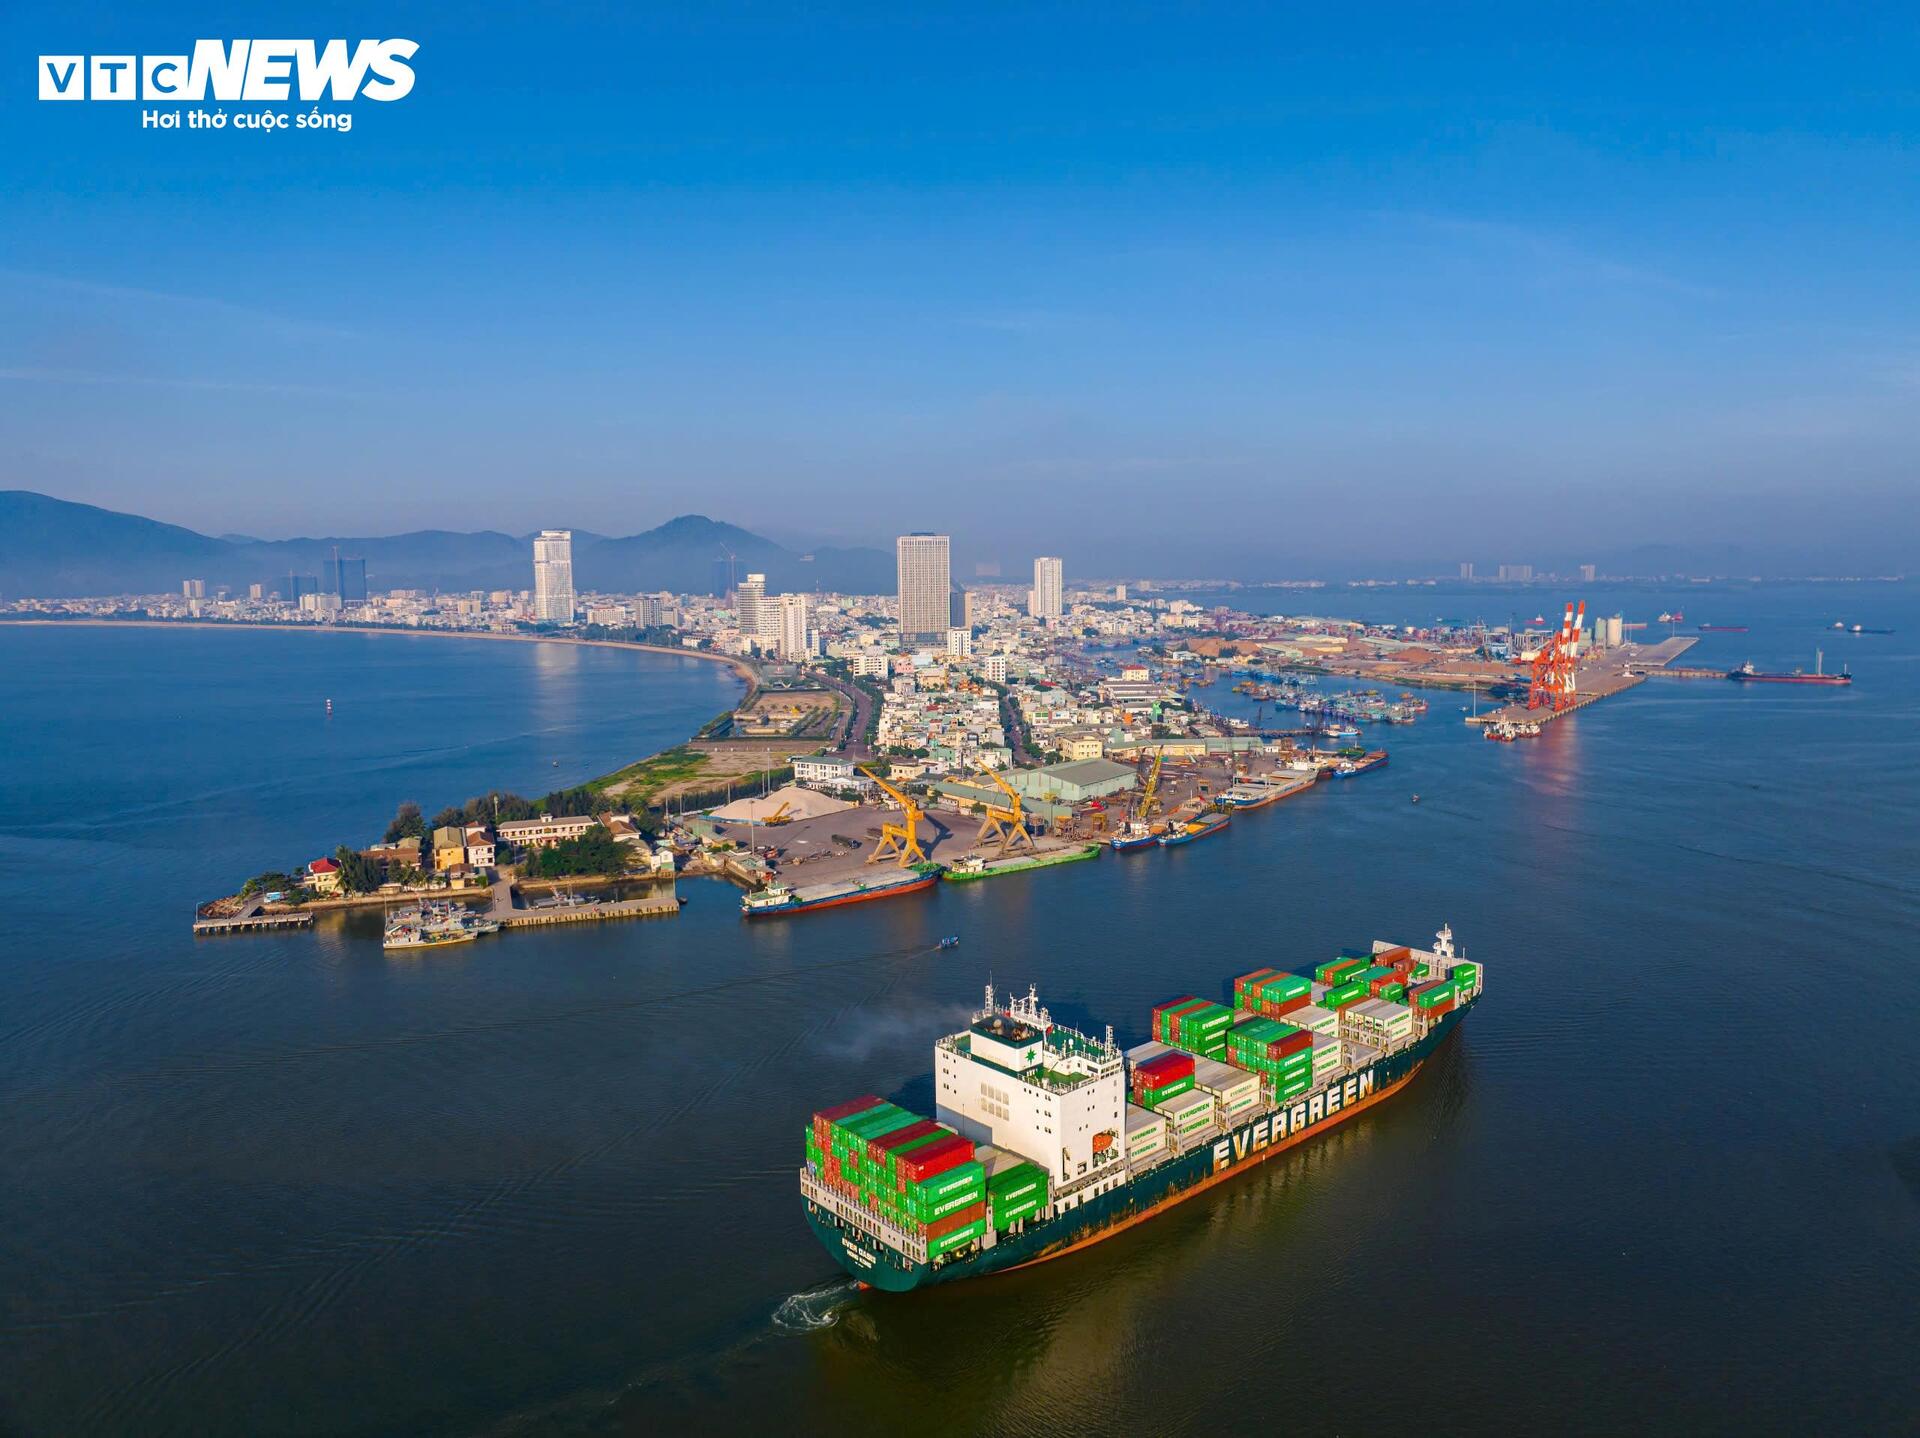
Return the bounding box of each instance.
[801,926,1480,1291]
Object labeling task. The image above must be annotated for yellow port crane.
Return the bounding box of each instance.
[1133,747,1164,821]
[973,762,1035,857]
[859,766,928,867]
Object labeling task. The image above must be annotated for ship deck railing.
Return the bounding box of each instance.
[800,1171,928,1265]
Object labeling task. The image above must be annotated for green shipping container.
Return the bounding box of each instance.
[928,1219,988,1258]
[1324,981,1367,1009]
[992,1198,1042,1230]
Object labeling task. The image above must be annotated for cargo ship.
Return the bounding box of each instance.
[1217,773,1315,810]
[1107,824,1160,853]
[1697,624,1748,633]
[1330,749,1390,777]
[945,843,1101,883]
[801,927,1480,1291]
[1727,652,1851,686]
[1159,812,1230,846]
[742,862,943,918]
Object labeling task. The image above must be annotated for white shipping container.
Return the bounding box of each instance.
[1286,1004,1338,1036]
[1190,1057,1261,1105]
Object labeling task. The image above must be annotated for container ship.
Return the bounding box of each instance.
[1727,652,1851,687]
[801,926,1481,1291]
[945,844,1101,883]
[742,862,943,918]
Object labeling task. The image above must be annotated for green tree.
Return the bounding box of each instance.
[334,845,383,895]
[530,828,627,878]
[430,807,466,833]
[384,802,426,845]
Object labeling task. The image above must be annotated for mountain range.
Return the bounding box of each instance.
[0,492,896,598]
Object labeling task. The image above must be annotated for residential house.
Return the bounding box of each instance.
[496,814,599,850]
[463,825,495,870]
[306,856,342,895]
[431,825,470,871]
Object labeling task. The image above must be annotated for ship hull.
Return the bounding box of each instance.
[743,871,939,919]
[1727,672,1850,685]
[1160,818,1228,847]
[944,845,1101,883]
[804,1003,1469,1291]
[1108,833,1158,852]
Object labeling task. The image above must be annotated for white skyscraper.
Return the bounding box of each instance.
[533,530,575,623]
[946,627,973,658]
[1031,556,1063,621]
[896,533,951,643]
[736,573,767,639]
[772,593,810,660]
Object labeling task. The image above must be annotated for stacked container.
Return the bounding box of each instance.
[1342,997,1413,1048]
[1130,1046,1197,1107]
[1232,968,1313,1017]
[1321,978,1370,1011]
[1314,956,1368,986]
[1226,1016,1313,1102]
[1409,979,1456,1019]
[1125,1103,1170,1164]
[805,1098,989,1256]
[985,1158,1050,1232]
[1154,997,1233,1059]
[1283,1004,1337,1038]
[1309,1031,1342,1084]
[1191,1056,1262,1124]
[1155,1087,1215,1138]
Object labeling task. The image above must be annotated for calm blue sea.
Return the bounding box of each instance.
[1,590,1916,1436]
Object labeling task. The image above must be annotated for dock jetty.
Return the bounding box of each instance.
[1468,636,1698,729]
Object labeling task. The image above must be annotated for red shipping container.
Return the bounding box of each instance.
[812,1094,884,1130]
[868,1118,943,1164]
[1260,993,1309,1018]
[925,1200,988,1241]
[1374,946,1412,967]
[1139,1051,1194,1081]
[1272,1028,1312,1057]
[1152,997,1206,1028]
[897,1134,974,1184]
[1368,972,1401,996]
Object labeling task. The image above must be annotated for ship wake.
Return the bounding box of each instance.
[771,1279,858,1333]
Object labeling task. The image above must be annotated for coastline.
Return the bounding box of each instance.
[0,616,758,688]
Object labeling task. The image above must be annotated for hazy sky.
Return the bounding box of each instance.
[3,3,1916,575]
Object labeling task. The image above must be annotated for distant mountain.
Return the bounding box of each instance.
[0,491,895,598]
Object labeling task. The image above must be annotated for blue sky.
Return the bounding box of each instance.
[2,3,1916,575]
